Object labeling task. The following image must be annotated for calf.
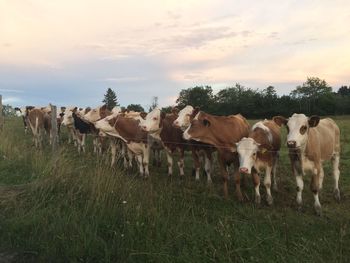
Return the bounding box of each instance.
[273,114,341,215]
[173,105,215,182]
[236,120,282,205]
[183,110,250,199]
[95,114,150,177]
[140,108,187,178]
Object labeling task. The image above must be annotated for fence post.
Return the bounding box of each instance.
[0,95,3,131]
[50,104,58,152]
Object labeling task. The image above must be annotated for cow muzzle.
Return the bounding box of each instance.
[287,140,297,148]
[239,167,249,174]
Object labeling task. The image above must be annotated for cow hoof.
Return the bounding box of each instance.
[273,184,278,192]
[179,176,184,181]
[297,205,303,213]
[314,205,322,217]
[334,189,340,202]
[236,194,244,202]
[195,177,200,181]
[266,195,273,206]
[255,195,261,204]
[207,179,212,184]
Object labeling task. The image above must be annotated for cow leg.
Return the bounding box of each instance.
[295,171,304,207]
[264,166,273,205]
[233,155,243,201]
[82,134,86,153]
[110,141,117,168]
[127,149,133,169]
[177,150,185,177]
[191,150,201,181]
[136,155,144,177]
[272,153,279,191]
[331,153,341,201]
[204,152,212,183]
[311,166,321,215]
[252,170,261,204]
[143,145,150,178]
[166,151,173,177]
[218,158,230,199]
[318,166,325,190]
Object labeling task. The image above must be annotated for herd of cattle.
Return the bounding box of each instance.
[14,105,341,215]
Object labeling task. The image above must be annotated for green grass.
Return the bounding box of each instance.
[0,117,349,262]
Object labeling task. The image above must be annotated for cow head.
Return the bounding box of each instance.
[95,113,119,134]
[61,107,77,126]
[173,105,195,130]
[183,111,211,142]
[236,137,268,174]
[139,108,161,133]
[84,105,109,123]
[273,114,320,149]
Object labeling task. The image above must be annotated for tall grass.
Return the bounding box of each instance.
[0,117,349,262]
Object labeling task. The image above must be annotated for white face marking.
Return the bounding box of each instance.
[139,108,161,133]
[84,106,102,123]
[183,125,192,140]
[286,113,309,148]
[95,117,116,133]
[173,105,193,130]
[61,107,75,126]
[236,137,260,174]
[252,121,273,143]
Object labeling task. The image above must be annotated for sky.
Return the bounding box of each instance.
[1,0,350,109]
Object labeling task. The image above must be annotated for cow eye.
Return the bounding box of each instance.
[153,117,158,120]
[300,125,307,134]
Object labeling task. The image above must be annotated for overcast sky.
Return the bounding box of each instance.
[1,0,350,109]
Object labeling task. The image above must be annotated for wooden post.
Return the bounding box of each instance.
[50,104,58,151]
[0,95,3,131]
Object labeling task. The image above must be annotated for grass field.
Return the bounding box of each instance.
[0,116,349,262]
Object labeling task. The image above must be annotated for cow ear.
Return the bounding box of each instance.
[273,116,288,127]
[73,107,78,113]
[140,112,147,119]
[308,115,320,127]
[160,111,166,120]
[203,118,211,127]
[101,104,107,111]
[172,107,179,115]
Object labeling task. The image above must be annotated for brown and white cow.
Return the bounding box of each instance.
[173,105,215,182]
[183,110,250,199]
[273,114,341,215]
[139,108,188,178]
[236,120,282,205]
[95,113,150,177]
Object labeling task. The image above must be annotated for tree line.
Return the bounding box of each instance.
[174,77,350,118]
[2,77,350,118]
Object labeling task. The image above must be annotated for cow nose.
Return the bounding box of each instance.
[287,140,296,148]
[239,167,249,174]
[142,126,147,131]
[173,121,179,127]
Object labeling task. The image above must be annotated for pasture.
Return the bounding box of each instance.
[0,116,349,262]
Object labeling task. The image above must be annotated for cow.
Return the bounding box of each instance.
[183,110,250,199]
[61,106,79,146]
[139,108,188,178]
[273,114,341,215]
[173,105,215,182]
[236,119,282,205]
[27,108,45,148]
[95,113,150,177]
[15,106,34,134]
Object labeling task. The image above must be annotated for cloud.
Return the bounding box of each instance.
[0,88,24,93]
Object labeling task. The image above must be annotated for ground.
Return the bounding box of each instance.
[0,116,349,262]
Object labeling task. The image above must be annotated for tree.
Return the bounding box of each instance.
[103,88,119,110]
[127,104,144,112]
[148,96,159,112]
[176,86,214,112]
[290,77,332,114]
[337,86,350,96]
